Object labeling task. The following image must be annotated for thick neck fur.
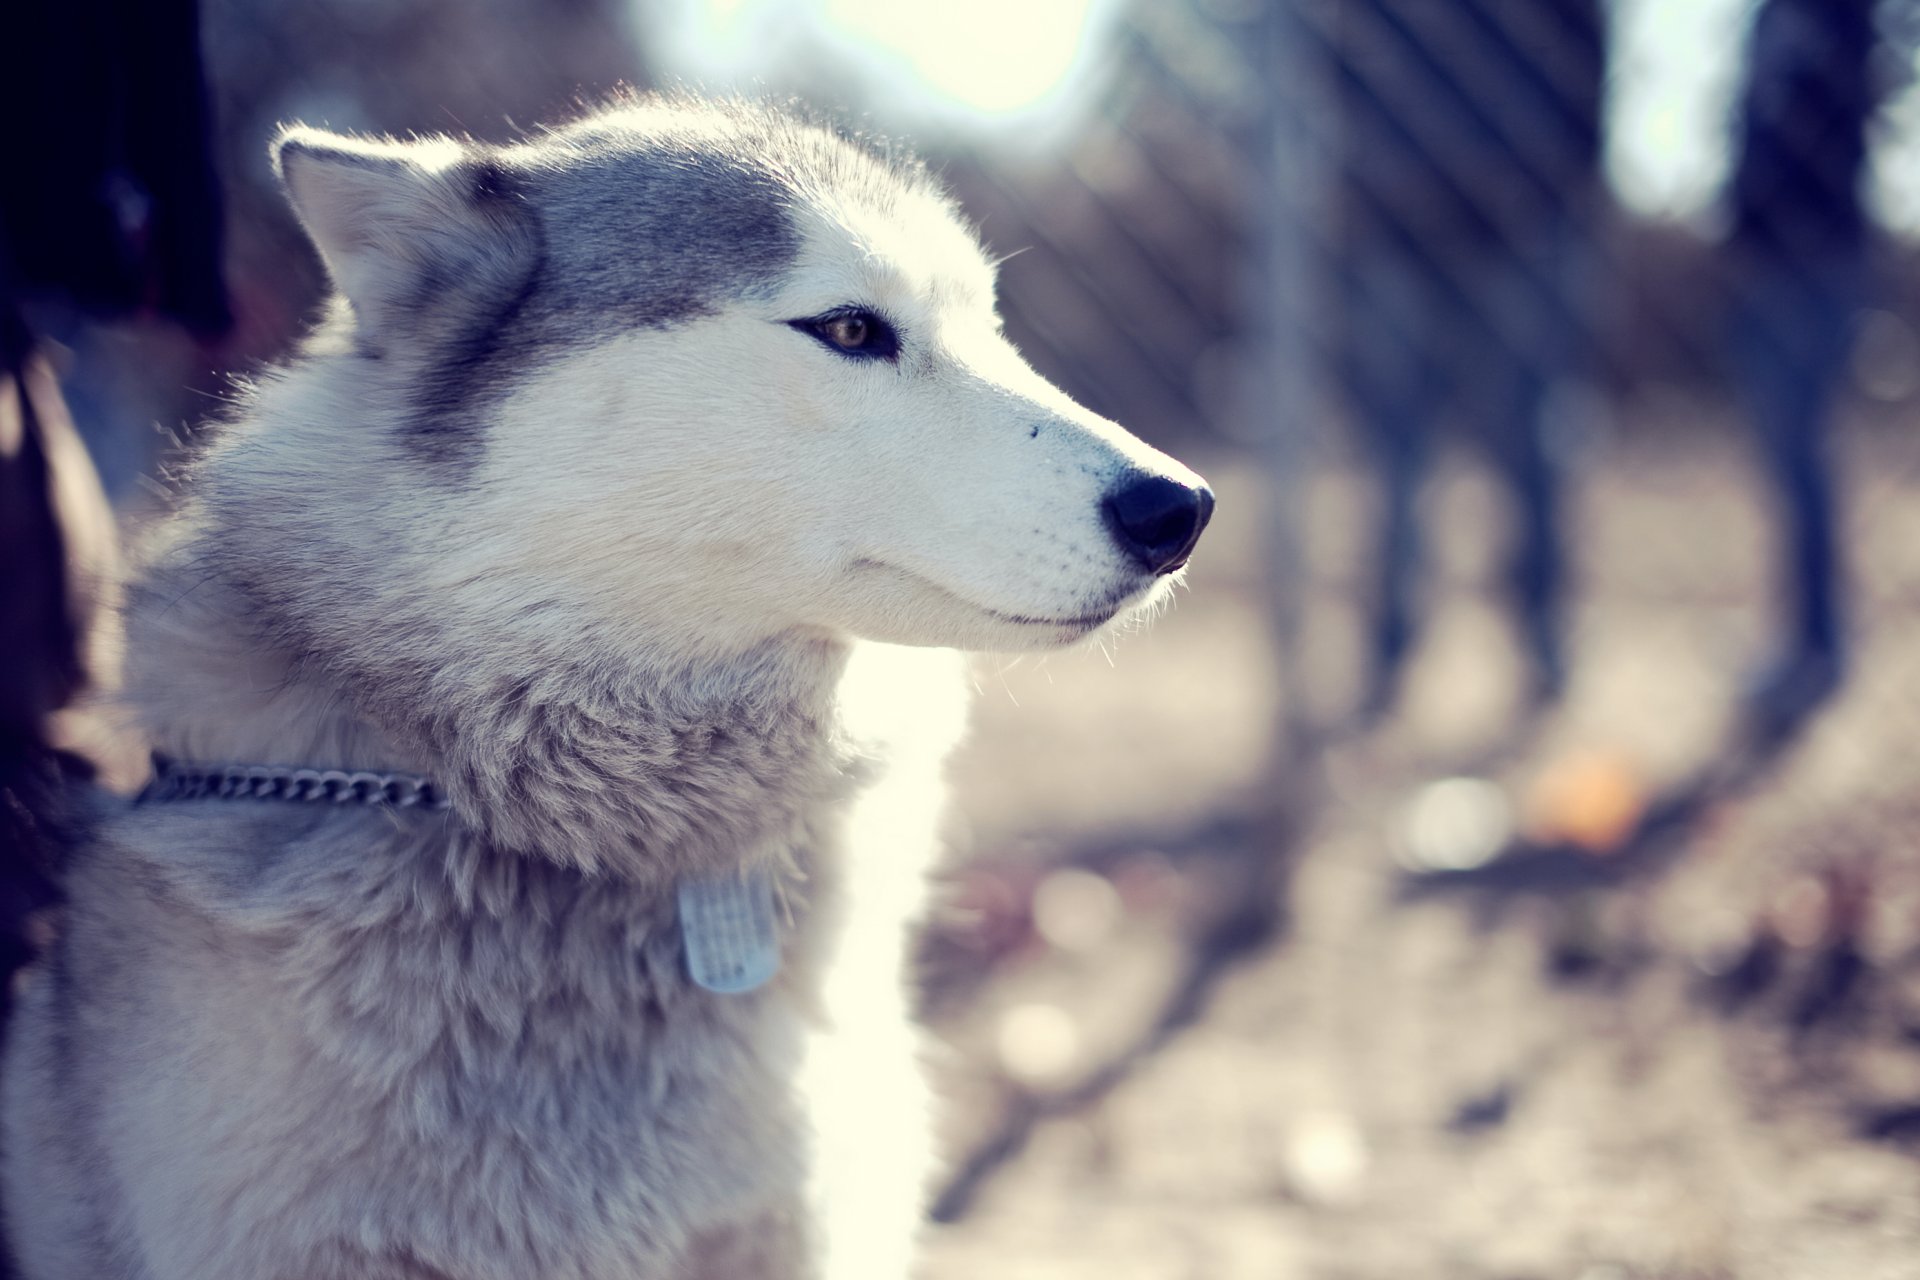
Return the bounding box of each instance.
[123,523,868,888]
[116,327,921,889]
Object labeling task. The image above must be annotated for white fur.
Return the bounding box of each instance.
[0,100,1208,1279]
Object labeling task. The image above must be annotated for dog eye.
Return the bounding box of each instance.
[789,309,900,362]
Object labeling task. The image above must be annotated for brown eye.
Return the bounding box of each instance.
[825,315,868,349]
[787,308,900,361]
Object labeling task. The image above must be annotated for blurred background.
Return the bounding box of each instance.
[8,0,1920,1275]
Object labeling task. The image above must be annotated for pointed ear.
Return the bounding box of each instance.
[272,126,534,333]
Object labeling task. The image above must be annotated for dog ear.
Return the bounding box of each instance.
[272,127,534,334]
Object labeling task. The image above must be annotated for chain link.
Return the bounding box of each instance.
[142,756,452,812]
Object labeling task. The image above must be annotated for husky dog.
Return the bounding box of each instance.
[0,99,1212,1279]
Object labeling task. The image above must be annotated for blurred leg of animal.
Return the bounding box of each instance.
[1345,248,1442,720]
[1472,237,1587,708]
[1722,0,1876,741]
[1728,265,1855,735]
[1493,368,1565,705]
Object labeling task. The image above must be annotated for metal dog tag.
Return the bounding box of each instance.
[678,869,780,994]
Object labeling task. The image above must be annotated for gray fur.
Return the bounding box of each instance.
[5,527,940,1280]
[279,99,943,473]
[0,99,959,1280]
[0,96,1203,1279]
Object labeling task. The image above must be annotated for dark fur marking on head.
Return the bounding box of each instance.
[402,243,549,469]
[395,141,802,477]
[468,159,514,205]
[357,158,542,470]
[369,102,949,480]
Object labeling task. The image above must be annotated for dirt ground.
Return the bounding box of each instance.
[916,411,1920,1280]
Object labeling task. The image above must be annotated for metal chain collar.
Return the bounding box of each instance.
[141,755,453,812]
[141,758,782,995]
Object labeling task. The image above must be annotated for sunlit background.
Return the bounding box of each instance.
[30,0,1920,1275]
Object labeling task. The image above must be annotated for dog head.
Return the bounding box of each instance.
[263,99,1211,660]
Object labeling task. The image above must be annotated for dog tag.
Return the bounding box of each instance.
[678,869,781,994]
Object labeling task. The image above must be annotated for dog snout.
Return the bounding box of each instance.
[1102,471,1214,575]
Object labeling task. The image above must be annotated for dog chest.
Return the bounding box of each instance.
[42,815,829,1277]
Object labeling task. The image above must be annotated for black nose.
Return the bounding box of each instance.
[1103,472,1214,575]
